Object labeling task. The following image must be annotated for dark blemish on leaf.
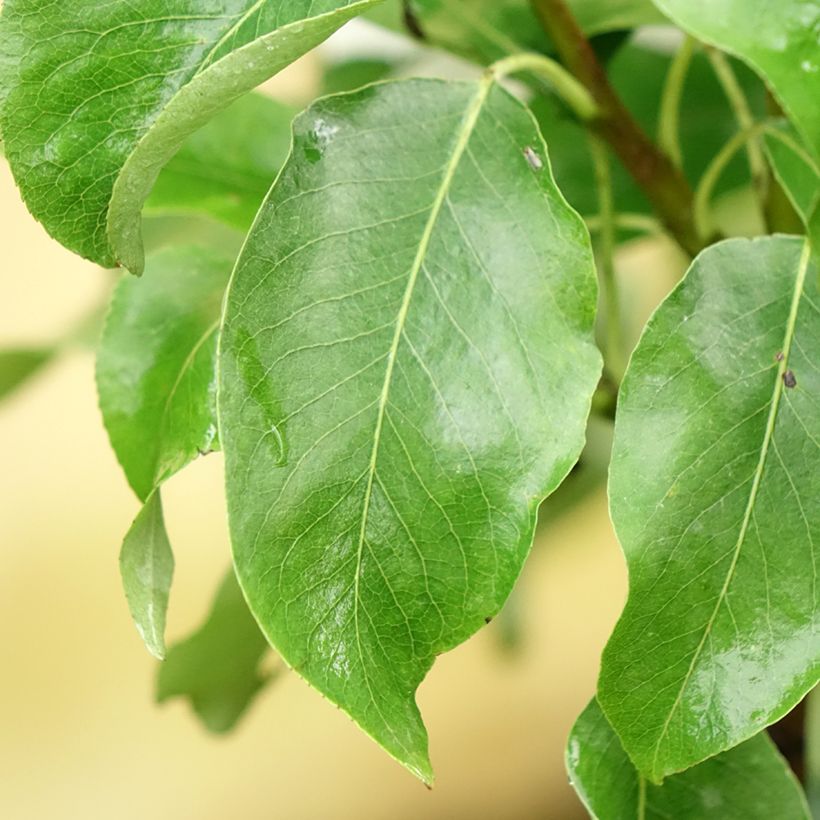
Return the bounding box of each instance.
[484,616,493,624]
[775,351,784,362]
[783,370,797,388]
[523,146,543,171]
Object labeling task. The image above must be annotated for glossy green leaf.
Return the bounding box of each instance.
[0,348,54,401]
[144,93,295,231]
[218,77,601,782]
[157,570,272,733]
[120,491,174,659]
[568,700,810,819]
[650,0,820,158]
[97,246,231,503]
[599,236,820,782]
[0,0,379,273]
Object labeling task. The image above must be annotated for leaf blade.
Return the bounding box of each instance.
[650,0,820,158]
[568,700,810,819]
[0,0,379,272]
[219,77,601,781]
[97,246,231,502]
[120,491,174,660]
[157,569,272,733]
[599,236,820,781]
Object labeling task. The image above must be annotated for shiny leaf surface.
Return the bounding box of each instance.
[97,246,231,503]
[568,700,810,819]
[157,570,272,733]
[218,77,601,782]
[120,491,174,659]
[599,236,820,781]
[650,0,820,157]
[145,93,295,231]
[0,0,379,272]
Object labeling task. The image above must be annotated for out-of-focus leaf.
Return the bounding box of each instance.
[0,348,54,401]
[120,491,174,660]
[650,0,820,158]
[321,58,395,96]
[144,93,295,231]
[0,0,381,272]
[157,570,272,733]
[97,246,230,502]
[219,77,601,782]
[568,700,810,819]
[599,236,820,781]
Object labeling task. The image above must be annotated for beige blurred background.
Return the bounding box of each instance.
[0,24,687,820]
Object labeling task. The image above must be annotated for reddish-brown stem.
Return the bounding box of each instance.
[530,0,705,256]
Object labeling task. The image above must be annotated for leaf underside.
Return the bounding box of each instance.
[0,0,379,272]
[599,236,820,782]
[567,699,810,819]
[218,77,601,782]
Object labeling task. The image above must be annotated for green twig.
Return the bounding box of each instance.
[529,0,705,256]
[585,213,664,237]
[490,52,599,121]
[658,35,695,168]
[706,47,769,206]
[588,135,626,383]
[694,121,818,238]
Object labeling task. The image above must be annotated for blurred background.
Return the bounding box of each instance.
[0,15,701,820]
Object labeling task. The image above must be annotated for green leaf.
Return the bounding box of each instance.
[599,236,820,782]
[120,491,174,660]
[370,0,661,66]
[157,570,272,733]
[320,58,395,97]
[0,348,54,401]
[0,0,380,273]
[144,93,295,231]
[218,77,601,782]
[764,123,820,224]
[568,700,810,819]
[97,245,231,503]
[650,0,820,158]
[569,0,665,35]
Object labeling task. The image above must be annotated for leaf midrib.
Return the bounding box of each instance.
[650,238,813,777]
[351,74,495,723]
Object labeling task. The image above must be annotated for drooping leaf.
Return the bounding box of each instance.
[157,569,272,733]
[568,700,810,819]
[120,491,174,660]
[599,236,820,782]
[97,246,231,503]
[218,77,601,782]
[0,0,380,273]
[144,93,295,231]
[649,0,820,158]
[0,348,54,401]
